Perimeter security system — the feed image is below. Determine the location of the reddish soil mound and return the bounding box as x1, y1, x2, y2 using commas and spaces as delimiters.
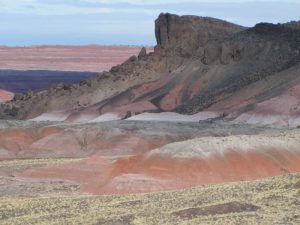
235, 84, 300, 127
0, 45, 152, 72
66, 63, 207, 120
0, 127, 174, 160
16, 156, 112, 189
0, 89, 14, 103
17, 134, 300, 195
0, 127, 62, 159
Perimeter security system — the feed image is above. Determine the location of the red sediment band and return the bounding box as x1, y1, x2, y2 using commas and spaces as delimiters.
16, 146, 300, 195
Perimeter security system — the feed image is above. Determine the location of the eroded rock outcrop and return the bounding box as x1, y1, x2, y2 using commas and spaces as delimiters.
1, 14, 300, 128
155, 13, 244, 57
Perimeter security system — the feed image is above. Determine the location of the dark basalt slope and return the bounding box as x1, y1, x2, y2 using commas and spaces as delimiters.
176, 22, 300, 114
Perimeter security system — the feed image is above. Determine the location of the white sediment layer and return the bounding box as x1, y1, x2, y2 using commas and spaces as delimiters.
30, 111, 70, 122
127, 111, 220, 122
90, 113, 122, 122
148, 131, 300, 159
235, 113, 300, 128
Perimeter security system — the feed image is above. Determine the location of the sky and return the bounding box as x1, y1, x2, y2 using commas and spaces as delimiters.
0, 0, 299, 46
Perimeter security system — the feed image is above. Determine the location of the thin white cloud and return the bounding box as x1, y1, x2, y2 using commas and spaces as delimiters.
0, 0, 112, 15
1, 0, 298, 16
0, 0, 165, 15
81, 0, 299, 4
0, 0, 299, 46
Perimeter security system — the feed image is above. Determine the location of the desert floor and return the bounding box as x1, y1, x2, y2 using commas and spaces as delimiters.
0, 120, 299, 224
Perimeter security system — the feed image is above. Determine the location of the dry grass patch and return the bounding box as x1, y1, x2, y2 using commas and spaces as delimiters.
0, 173, 299, 225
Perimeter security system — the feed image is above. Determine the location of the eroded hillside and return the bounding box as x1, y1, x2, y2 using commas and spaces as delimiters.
1, 14, 300, 129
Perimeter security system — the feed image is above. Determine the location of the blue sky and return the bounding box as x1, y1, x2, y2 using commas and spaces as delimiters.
0, 0, 299, 46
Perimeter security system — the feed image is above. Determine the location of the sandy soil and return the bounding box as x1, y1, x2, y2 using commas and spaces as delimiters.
0, 120, 299, 224
0, 172, 299, 225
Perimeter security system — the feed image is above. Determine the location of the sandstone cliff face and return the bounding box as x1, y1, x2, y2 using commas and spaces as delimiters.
155, 13, 244, 57
1, 14, 300, 128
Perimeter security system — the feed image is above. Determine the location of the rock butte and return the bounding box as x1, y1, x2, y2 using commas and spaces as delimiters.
0, 14, 300, 196
1, 14, 300, 128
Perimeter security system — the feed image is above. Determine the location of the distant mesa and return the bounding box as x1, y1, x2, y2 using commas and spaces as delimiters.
0, 45, 152, 94
0, 45, 152, 72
